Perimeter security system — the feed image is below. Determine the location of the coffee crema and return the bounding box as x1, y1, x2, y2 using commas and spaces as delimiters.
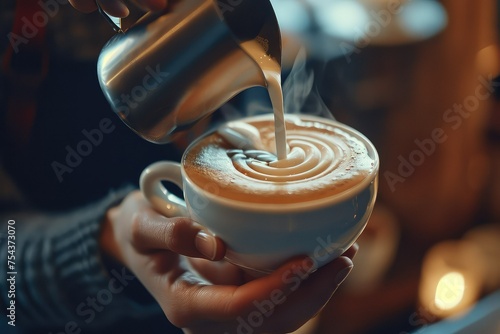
183, 115, 376, 204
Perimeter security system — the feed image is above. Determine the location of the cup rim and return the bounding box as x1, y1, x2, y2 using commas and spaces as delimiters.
182, 114, 379, 213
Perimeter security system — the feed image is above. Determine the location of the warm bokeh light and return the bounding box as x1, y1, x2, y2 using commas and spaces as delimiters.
475, 44, 500, 77
434, 272, 466, 311
419, 241, 485, 319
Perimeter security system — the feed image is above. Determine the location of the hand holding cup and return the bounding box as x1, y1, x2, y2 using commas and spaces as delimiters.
141, 114, 379, 274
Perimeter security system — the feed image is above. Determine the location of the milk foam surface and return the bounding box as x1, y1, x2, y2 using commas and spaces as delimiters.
183, 116, 376, 204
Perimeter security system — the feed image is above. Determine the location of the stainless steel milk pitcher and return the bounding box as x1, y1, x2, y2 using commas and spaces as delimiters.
97, 0, 281, 143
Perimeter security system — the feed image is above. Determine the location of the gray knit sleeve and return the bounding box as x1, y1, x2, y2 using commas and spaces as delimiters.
0, 186, 161, 332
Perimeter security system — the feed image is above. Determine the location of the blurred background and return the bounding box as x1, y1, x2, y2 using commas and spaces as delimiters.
266, 0, 500, 333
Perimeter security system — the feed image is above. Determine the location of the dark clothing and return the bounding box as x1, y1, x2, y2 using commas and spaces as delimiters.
0, 55, 184, 333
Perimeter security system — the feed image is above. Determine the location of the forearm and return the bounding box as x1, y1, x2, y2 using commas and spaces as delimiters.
0, 186, 160, 331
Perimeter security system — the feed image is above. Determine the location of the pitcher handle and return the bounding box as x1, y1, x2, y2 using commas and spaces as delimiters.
95, 0, 123, 33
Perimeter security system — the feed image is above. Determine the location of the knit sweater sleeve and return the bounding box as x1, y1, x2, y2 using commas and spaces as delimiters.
0, 186, 161, 332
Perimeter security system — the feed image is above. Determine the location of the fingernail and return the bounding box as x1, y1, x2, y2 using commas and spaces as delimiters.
335, 265, 353, 285
195, 231, 217, 260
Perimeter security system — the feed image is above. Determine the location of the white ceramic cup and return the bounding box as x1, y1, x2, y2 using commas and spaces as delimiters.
140, 115, 379, 273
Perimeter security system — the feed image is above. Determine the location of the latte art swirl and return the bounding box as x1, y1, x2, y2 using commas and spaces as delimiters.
183, 116, 376, 204
231, 130, 354, 182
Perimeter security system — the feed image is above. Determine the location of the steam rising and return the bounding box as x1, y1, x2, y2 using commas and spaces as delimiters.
282, 49, 334, 119
219, 48, 334, 121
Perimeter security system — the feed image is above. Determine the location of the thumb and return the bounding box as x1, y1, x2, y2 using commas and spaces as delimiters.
131, 209, 225, 261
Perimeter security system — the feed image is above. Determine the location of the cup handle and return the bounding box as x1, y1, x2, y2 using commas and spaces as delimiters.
140, 161, 189, 217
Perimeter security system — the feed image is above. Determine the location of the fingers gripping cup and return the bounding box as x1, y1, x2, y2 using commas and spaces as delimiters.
140, 114, 379, 273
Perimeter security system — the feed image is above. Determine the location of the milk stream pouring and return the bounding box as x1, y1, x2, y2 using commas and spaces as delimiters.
96, 0, 283, 145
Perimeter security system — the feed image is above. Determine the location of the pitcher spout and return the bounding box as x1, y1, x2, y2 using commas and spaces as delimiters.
97, 0, 281, 144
